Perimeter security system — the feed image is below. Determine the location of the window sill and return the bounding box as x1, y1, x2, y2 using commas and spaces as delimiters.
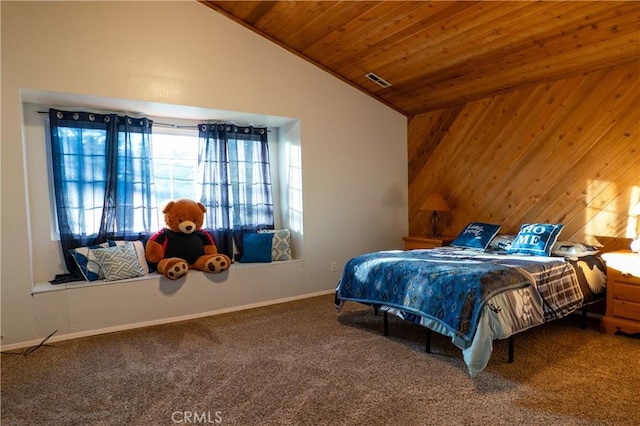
32, 259, 304, 295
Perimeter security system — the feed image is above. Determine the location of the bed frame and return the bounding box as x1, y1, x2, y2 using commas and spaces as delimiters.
372, 303, 590, 364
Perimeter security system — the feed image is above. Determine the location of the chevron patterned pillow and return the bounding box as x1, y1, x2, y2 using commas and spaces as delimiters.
93, 243, 145, 281
258, 229, 292, 261
270, 229, 292, 261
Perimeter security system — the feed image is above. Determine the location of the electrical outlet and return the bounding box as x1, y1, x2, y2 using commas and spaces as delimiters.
1, 333, 5, 340
331, 261, 337, 272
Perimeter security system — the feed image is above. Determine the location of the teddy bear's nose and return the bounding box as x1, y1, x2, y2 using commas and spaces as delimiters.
179, 221, 197, 234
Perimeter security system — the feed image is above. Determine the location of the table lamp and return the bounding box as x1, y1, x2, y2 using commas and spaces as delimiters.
420, 193, 450, 238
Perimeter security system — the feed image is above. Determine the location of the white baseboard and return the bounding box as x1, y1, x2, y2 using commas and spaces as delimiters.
1, 289, 335, 352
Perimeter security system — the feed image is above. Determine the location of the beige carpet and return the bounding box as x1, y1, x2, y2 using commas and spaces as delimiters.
2, 294, 639, 425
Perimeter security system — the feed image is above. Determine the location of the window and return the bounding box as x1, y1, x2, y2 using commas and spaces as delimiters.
47, 108, 274, 269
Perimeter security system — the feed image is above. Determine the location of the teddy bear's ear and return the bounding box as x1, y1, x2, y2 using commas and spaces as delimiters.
162, 201, 175, 214
197, 202, 207, 213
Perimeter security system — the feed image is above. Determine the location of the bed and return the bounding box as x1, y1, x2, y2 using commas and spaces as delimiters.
334, 223, 607, 377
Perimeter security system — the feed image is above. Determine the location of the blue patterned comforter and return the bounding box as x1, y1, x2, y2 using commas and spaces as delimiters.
335, 247, 577, 347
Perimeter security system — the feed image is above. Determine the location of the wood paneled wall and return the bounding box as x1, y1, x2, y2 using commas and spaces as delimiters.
408, 61, 639, 249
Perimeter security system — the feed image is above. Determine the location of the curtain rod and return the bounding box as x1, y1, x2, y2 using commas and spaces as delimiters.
36, 111, 271, 130
37, 111, 178, 128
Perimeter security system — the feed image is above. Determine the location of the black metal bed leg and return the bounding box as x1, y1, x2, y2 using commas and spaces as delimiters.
383, 311, 388, 336
581, 307, 588, 330
508, 336, 514, 363
425, 328, 432, 353
374, 305, 379, 316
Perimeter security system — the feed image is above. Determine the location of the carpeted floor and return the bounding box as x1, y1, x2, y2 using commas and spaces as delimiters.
2, 294, 639, 425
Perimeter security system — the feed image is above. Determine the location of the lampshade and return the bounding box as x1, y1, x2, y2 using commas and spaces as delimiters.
420, 193, 450, 212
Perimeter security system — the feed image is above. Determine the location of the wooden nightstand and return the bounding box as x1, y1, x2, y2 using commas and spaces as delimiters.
402, 235, 454, 250
601, 250, 640, 335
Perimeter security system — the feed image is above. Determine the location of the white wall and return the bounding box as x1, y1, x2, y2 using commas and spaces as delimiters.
0, 1, 407, 347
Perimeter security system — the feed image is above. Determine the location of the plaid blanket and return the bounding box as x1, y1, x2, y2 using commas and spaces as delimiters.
453, 250, 585, 321
515, 260, 583, 321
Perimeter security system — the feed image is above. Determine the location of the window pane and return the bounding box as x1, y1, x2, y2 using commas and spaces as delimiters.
55, 127, 108, 237
151, 132, 199, 204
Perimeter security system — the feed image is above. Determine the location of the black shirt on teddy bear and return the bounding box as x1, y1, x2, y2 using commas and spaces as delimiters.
149, 228, 215, 265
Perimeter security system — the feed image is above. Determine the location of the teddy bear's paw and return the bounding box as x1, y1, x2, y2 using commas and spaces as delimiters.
205, 255, 230, 273
167, 261, 189, 279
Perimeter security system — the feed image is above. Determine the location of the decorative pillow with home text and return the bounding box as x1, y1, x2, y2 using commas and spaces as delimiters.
508, 223, 564, 256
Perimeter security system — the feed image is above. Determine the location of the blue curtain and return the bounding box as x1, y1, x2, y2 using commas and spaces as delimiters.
49, 109, 157, 273
197, 124, 274, 258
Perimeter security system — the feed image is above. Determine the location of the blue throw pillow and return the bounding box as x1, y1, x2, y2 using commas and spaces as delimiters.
508, 223, 564, 256
239, 232, 273, 263
68, 241, 112, 281
451, 222, 502, 250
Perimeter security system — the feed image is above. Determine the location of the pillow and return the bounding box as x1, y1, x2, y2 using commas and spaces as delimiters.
552, 241, 600, 258
110, 240, 150, 274
451, 223, 501, 250
487, 234, 516, 251
92, 243, 145, 281
68, 242, 111, 281
508, 223, 564, 256
239, 232, 273, 263
259, 229, 292, 261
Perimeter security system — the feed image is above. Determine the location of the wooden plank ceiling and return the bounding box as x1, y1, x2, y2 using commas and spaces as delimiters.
200, 1, 640, 116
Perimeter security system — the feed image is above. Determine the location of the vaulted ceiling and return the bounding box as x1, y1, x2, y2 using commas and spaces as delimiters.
200, 1, 640, 116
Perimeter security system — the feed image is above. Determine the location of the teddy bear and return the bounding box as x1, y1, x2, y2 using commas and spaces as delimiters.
145, 199, 231, 279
